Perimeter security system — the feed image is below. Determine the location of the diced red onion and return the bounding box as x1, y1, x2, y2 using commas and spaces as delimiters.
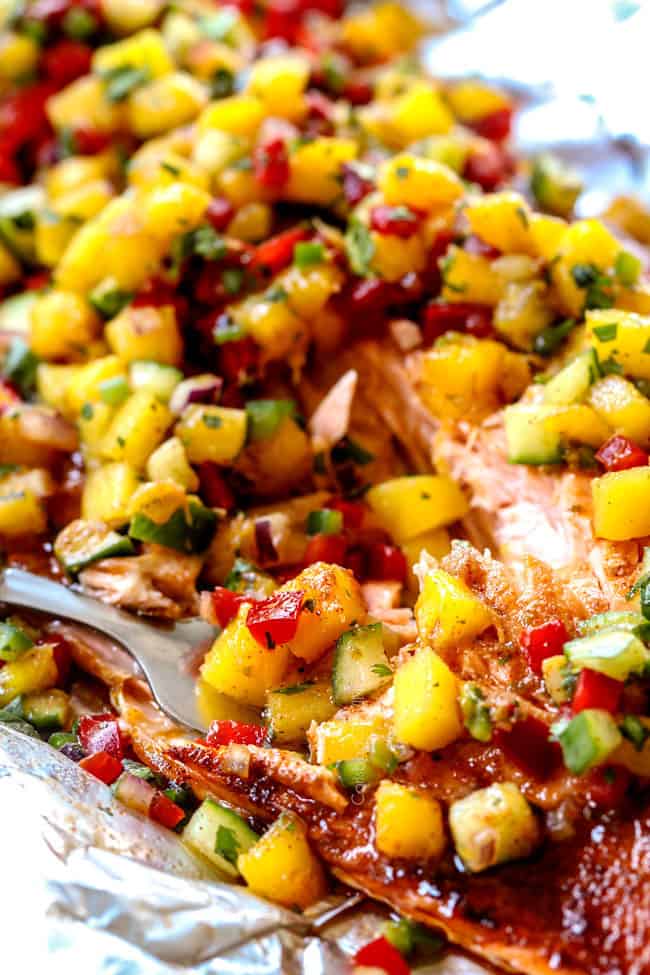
254, 518, 278, 564
169, 375, 223, 415
113, 771, 156, 816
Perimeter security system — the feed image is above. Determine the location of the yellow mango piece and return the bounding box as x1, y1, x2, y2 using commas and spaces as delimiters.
35, 213, 79, 267
449, 782, 539, 872
551, 219, 621, 316
446, 80, 510, 122
65, 355, 125, 414
45, 153, 118, 199
54, 179, 114, 221
401, 528, 451, 592
375, 781, 446, 859
217, 166, 271, 207
378, 153, 463, 212
235, 417, 312, 498
79, 400, 114, 460
198, 94, 265, 137
139, 181, 211, 240
393, 647, 462, 751
232, 290, 307, 363
101, 390, 171, 468
0, 490, 46, 536
280, 562, 366, 663
441, 246, 504, 305
227, 202, 272, 242
47, 76, 125, 133
0, 240, 20, 286
341, 1, 422, 62
146, 436, 199, 491
36, 364, 81, 416
387, 82, 454, 145
127, 479, 186, 522
371, 231, 427, 282
366, 474, 468, 543
527, 213, 567, 262
592, 468, 650, 541
286, 138, 358, 206
415, 567, 493, 649
247, 53, 309, 122
310, 712, 390, 765
100, 0, 164, 35
588, 375, 650, 447
616, 283, 650, 316
175, 404, 247, 464
0, 645, 58, 707
587, 309, 650, 381
544, 404, 611, 448
201, 603, 290, 706
30, 290, 100, 361
282, 263, 343, 319
127, 71, 208, 138
82, 461, 143, 528
92, 28, 174, 78
0, 31, 39, 81
128, 148, 209, 192
105, 305, 183, 366
238, 812, 326, 910
494, 280, 554, 350
465, 191, 534, 255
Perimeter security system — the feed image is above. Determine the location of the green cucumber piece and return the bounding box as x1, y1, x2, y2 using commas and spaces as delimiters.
553, 709, 622, 775
22, 688, 69, 731
543, 349, 599, 406
2, 338, 39, 396
129, 360, 182, 403
245, 399, 297, 442
129, 500, 217, 554
306, 508, 343, 536
332, 622, 391, 706
564, 629, 650, 681
49, 731, 79, 750
503, 404, 563, 465
182, 798, 258, 876
335, 757, 380, 788
578, 611, 650, 640
0, 291, 38, 335
0, 621, 33, 661
0, 186, 45, 261
460, 682, 492, 742
530, 154, 582, 217
89, 278, 132, 319
99, 375, 130, 406
55, 521, 135, 576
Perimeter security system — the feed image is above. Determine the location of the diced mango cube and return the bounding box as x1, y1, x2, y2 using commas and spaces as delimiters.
393, 647, 462, 751
198, 94, 265, 137
30, 290, 100, 361
238, 812, 327, 909
587, 309, 650, 381
415, 567, 493, 649
101, 390, 172, 468
588, 375, 650, 447
247, 54, 309, 122
378, 153, 463, 212
106, 305, 183, 366
127, 71, 208, 138
81, 461, 143, 528
449, 782, 539, 872
175, 405, 247, 464
366, 475, 468, 543
92, 28, 174, 79
592, 467, 650, 541
465, 192, 534, 255
47, 76, 125, 133
0, 644, 59, 706
286, 138, 358, 206
0, 490, 46, 536
375, 781, 446, 859
281, 561, 366, 663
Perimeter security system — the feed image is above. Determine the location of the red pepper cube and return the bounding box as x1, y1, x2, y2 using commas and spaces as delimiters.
520, 618, 568, 675
198, 462, 236, 510
326, 497, 365, 533
585, 765, 630, 807
494, 714, 562, 781
79, 751, 123, 785
206, 196, 235, 232
78, 714, 124, 759
469, 106, 513, 142
572, 668, 622, 714
303, 533, 347, 567
367, 542, 408, 584
149, 792, 186, 830
246, 589, 305, 648
41, 39, 92, 85
421, 301, 493, 345
463, 142, 510, 191
210, 587, 248, 628
253, 137, 290, 191
370, 204, 423, 239
206, 719, 268, 747
596, 434, 648, 472
250, 226, 309, 277
354, 936, 411, 975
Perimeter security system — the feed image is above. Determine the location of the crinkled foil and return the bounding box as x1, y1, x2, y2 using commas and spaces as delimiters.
5, 4, 649, 972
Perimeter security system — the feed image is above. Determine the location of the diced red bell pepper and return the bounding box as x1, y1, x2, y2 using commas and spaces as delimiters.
343, 78, 373, 106
0, 82, 54, 151
341, 162, 374, 206
347, 277, 398, 313
463, 142, 510, 191
572, 668, 622, 714
24, 270, 51, 290
71, 127, 112, 155
41, 40, 92, 85
520, 618, 568, 675
250, 226, 309, 277
210, 587, 249, 628
595, 434, 648, 472
370, 204, 423, 239
198, 462, 235, 510
494, 714, 562, 781
585, 765, 630, 807
149, 791, 186, 829
469, 106, 513, 142
218, 335, 260, 385
326, 497, 365, 533
354, 936, 411, 975
253, 137, 290, 191
206, 719, 268, 747
343, 546, 366, 579
206, 196, 235, 233
367, 542, 408, 583
303, 532, 347, 567
264, 0, 301, 42
0, 148, 20, 184
79, 750, 123, 785
246, 589, 305, 648
78, 713, 124, 759
422, 301, 494, 345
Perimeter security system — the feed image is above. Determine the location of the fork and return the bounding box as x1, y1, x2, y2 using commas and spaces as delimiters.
0, 567, 215, 732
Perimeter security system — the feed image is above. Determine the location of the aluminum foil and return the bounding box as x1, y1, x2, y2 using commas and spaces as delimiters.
5, 4, 650, 972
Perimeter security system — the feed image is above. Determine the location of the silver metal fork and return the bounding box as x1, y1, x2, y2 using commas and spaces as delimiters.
0, 568, 215, 732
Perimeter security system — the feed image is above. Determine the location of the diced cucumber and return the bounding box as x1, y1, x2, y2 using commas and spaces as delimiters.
530, 154, 582, 218
55, 520, 135, 576
553, 709, 622, 775
129, 500, 217, 554
460, 682, 492, 742
0, 186, 45, 262
3, 338, 39, 396
503, 404, 562, 465
89, 278, 133, 319
543, 349, 599, 406
564, 629, 650, 681
305, 508, 343, 536
332, 622, 392, 706
0, 621, 33, 662
245, 399, 297, 442
335, 758, 380, 788
0, 291, 38, 335
22, 688, 70, 731
129, 360, 183, 403
578, 611, 650, 641
182, 798, 258, 877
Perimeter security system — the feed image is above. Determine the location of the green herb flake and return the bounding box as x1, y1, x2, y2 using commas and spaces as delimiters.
80, 402, 94, 421
222, 268, 244, 295
103, 64, 150, 103
515, 205, 529, 228
160, 161, 181, 177
344, 219, 375, 276
202, 413, 223, 429
265, 284, 288, 303
191, 225, 228, 262
592, 322, 618, 342
371, 663, 392, 678
275, 680, 317, 696
215, 825, 240, 865
620, 714, 649, 752
210, 67, 235, 99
